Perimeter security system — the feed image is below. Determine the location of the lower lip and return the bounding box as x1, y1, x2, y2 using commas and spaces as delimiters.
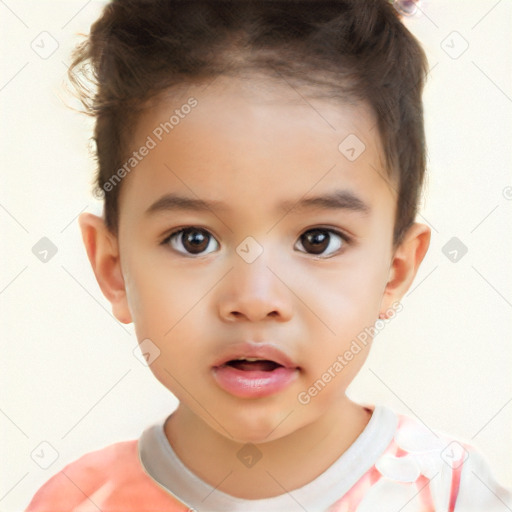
212, 365, 299, 398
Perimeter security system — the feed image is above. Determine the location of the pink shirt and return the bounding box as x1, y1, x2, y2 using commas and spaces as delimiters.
26, 405, 512, 511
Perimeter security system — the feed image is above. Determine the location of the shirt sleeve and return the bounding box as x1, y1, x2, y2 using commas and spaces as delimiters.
24, 441, 190, 512
25, 467, 109, 511
453, 447, 512, 511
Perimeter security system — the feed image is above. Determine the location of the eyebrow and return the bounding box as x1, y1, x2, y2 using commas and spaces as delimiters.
144, 189, 370, 216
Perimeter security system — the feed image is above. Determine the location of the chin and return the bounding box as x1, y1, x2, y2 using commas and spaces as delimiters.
219, 405, 298, 445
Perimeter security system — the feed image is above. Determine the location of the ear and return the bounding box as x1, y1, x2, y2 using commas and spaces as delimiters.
379, 222, 431, 316
78, 212, 132, 324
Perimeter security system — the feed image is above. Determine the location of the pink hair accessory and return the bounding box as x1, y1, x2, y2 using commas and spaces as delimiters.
391, 0, 423, 17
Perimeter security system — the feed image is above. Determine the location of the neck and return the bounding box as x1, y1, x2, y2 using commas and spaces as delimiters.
164, 398, 372, 500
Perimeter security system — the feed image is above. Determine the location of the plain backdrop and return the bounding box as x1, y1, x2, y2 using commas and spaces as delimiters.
1, 1, 511, 510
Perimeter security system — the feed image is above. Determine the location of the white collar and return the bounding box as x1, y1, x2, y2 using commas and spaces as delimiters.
138, 404, 398, 512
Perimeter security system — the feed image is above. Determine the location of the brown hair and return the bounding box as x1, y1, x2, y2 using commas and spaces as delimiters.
68, 0, 429, 247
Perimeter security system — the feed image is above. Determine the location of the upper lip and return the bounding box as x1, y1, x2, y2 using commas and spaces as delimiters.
212, 342, 299, 369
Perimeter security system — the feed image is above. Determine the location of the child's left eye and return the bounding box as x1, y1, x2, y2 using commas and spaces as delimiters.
294, 228, 349, 258
161, 227, 349, 258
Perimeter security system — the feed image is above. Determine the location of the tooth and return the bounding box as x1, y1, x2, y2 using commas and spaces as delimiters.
238, 357, 261, 362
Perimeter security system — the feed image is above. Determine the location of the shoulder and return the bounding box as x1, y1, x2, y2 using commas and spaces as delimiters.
25, 439, 184, 511
376, 412, 512, 511
335, 408, 512, 511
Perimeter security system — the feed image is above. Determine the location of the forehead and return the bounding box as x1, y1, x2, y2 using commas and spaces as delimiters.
119, 75, 395, 222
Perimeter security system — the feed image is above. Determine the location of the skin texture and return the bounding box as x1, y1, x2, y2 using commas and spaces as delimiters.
79, 75, 430, 499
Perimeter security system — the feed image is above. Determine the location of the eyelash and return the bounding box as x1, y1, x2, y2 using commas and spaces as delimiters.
160, 226, 352, 259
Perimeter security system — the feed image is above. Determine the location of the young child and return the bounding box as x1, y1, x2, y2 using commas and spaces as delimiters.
26, 0, 512, 510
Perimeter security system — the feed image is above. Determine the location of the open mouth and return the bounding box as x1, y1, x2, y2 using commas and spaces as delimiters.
212, 357, 298, 398
223, 358, 284, 372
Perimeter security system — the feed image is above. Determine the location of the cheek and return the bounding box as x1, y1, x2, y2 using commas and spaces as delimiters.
122, 246, 191, 329
123, 265, 164, 329
129, 279, 191, 344
124, 257, 213, 365
309, 255, 388, 326
299, 250, 389, 371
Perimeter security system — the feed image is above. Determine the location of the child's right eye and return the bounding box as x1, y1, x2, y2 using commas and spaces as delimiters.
161, 227, 220, 256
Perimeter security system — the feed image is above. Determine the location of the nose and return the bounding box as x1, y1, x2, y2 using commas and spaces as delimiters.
217, 254, 293, 323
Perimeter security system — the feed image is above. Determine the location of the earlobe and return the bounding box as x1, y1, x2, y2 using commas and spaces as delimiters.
379, 223, 431, 315
78, 213, 133, 324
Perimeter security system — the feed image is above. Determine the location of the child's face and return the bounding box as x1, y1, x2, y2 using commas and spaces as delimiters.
86, 76, 427, 443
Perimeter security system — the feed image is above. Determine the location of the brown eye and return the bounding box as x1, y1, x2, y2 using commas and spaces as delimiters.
164, 228, 219, 256
295, 228, 346, 257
